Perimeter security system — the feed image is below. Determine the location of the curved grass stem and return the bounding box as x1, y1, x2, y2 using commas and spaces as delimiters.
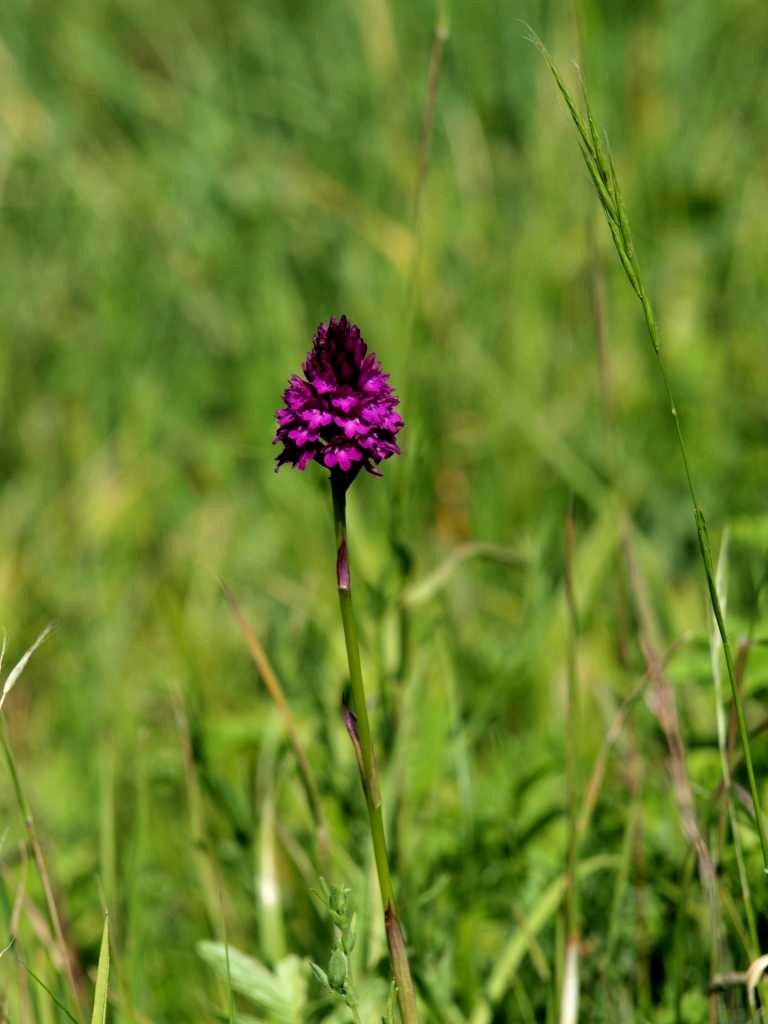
532, 33, 768, 870
1, 713, 83, 1021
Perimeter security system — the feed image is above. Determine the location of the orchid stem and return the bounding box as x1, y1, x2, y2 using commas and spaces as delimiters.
331, 477, 419, 1024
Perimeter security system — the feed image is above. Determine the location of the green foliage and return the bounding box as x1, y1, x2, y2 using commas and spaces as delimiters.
1, 0, 767, 1021
197, 942, 308, 1023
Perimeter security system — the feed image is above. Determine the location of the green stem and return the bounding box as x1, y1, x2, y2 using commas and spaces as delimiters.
637, 288, 768, 870
563, 509, 580, 947
561, 508, 580, 1024
535, 35, 768, 871
1, 712, 84, 1021
331, 479, 419, 1024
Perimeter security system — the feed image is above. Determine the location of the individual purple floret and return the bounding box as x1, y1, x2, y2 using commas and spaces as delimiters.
273, 316, 403, 481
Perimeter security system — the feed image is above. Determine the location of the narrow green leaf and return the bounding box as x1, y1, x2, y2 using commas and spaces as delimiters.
22, 960, 81, 1024
90, 915, 110, 1024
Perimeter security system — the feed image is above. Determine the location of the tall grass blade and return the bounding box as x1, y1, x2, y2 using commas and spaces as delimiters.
532, 30, 768, 870
1, 709, 83, 1020
561, 508, 580, 1024
89, 916, 109, 1024
710, 531, 758, 957
19, 959, 81, 1024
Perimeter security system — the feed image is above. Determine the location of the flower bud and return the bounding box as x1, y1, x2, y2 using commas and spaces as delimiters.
327, 948, 348, 991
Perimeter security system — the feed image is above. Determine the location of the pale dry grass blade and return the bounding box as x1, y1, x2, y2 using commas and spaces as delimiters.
559, 941, 579, 1024
0, 626, 53, 712
1, 627, 83, 1020
711, 953, 768, 1020
402, 542, 524, 607
745, 954, 768, 1010
222, 583, 330, 870
622, 528, 718, 900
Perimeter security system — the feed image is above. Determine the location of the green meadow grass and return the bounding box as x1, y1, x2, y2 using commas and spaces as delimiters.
1, 0, 768, 1020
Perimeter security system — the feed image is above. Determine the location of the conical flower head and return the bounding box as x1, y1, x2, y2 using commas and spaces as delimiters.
273, 316, 403, 481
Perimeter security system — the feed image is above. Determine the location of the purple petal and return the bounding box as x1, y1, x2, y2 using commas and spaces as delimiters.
287, 425, 319, 445
331, 390, 358, 413
273, 315, 403, 481
335, 415, 370, 438
300, 406, 333, 429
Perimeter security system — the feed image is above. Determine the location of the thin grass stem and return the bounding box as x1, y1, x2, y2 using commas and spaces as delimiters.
710, 533, 759, 957
0, 714, 83, 1021
561, 505, 580, 1024
413, 1, 449, 222
532, 32, 768, 870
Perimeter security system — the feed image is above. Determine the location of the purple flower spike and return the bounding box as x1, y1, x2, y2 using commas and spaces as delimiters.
273, 316, 403, 483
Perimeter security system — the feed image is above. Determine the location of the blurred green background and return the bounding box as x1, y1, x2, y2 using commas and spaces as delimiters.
1, 0, 768, 1020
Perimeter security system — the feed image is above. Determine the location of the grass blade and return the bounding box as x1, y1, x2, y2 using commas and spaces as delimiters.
533, 33, 768, 870
90, 916, 109, 1024
0, 626, 53, 712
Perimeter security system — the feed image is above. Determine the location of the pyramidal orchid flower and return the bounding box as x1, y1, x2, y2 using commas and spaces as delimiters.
273, 317, 418, 1022
273, 315, 403, 484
